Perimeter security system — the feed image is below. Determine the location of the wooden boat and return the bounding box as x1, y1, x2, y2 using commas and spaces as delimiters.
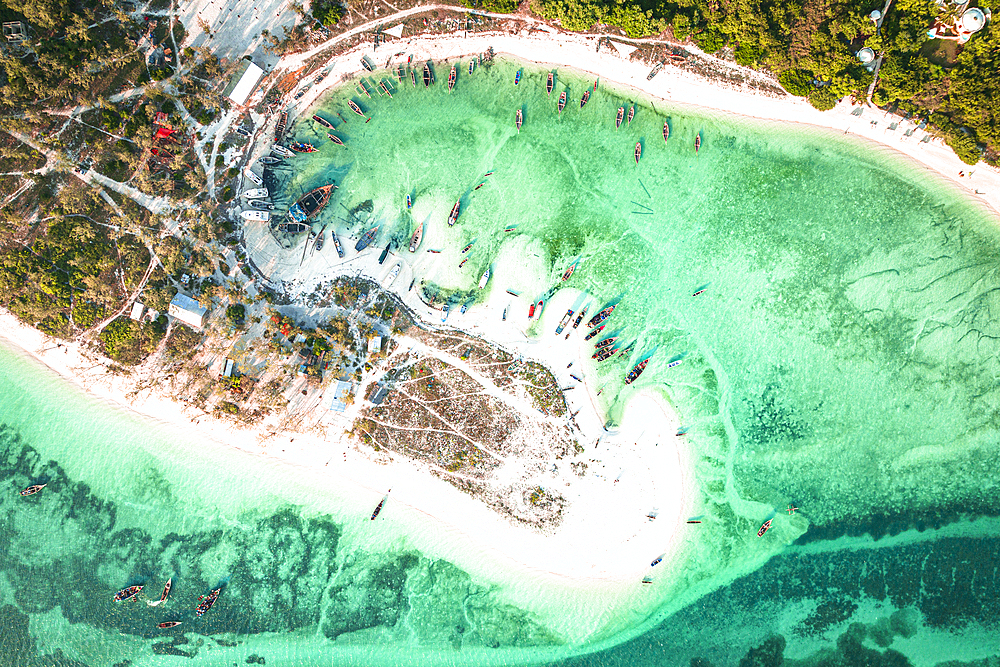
468, 59, 475, 75
258, 155, 282, 165
277, 221, 310, 234
327, 133, 344, 145
194, 587, 222, 617
241, 210, 270, 222
757, 519, 772, 537
332, 231, 345, 258
573, 307, 587, 328
583, 324, 604, 341
286, 184, 335, 227
635, 142, 642, 164
378, 80, 393, 98
157, 621, 182, 629
461, 241, 474, 253
409, 221, 423, 252
395, 64, 405, 81
243, 188, 268, 199
448, 64, 456, 91
20, 483, 46, 496
357, 81, 372, 98
587, 303, 616, 327
663, 120, 669, 143
647, 62, 663, 80
423, 63, 431, 87
361, 57, 374, 72
314, 228, 325, 252
651, 555, 663, 566
406, 193, 412, 210
580, 90, 589, 108
616, 106, 624, 129
378, 242, 392, 264
348, 100, 364, 117
478, 268, 490, 289
627, 105, 635, 125
593, 345, 620, 361
695, 132, 701, 154
558, 91, 566, 114
561, 263, 576, 281
312, 114, 334, 129
371, 491, 390, 520
114, 585, 143, 602
555, 309, 574, 334
274, 111, 287, 139
546, 72, 554, 96
504, 224, 518, 232
410, 68, 417, 87
515, 108, 523, 133
355, 226, 379, 251
514, 69, 521, 85
447, 201, 460, 226
147, 578, 172, 607
624, 358, 648, 384
595, 336, 618, 350
458, 257, 468, 268
250, 200, 273, 210
289, 142, 317, 153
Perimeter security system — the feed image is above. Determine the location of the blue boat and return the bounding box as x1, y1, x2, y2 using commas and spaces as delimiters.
406, 193, 412, 209
355, 226, 379, 252
514, 70, 521, 85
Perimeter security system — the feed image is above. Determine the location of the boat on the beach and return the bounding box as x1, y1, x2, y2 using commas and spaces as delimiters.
555, 309, 574, 334
573, 307, 587, 328
528, 302, 536, 318
378, 242, 392, 264
587, 303, 616, 327
259, 155, 282, 165
384, 262, 401, 286
241, 210, 270, 222
448, 64, 456, 91
647, 62, 664, 80
271, 144, 293, 158
515, 108, 523, 133
277, 221, 310, 234
593, 345, 620, 361
195, 587, 222, 617
157, 621, 182, 629
583, 324, 604, 341
595, 336, 618, 350
423, 63, 431, 87
286, 183, 335, 227
243, 188, 268, 199
695, 132, 701, 154
442, 303, 450, 321
348, 100, 364, 117
312, 114, 334, 129
114, 585, 143, 602
561, 262, 576, 281
147, 578, 171, 607
409, 221, 423, 252
328, 133, 344, 145
461, 241, 474, 253
663, 121, 670, 143
635, 142, 642, 164
546, 72, 554, 96
361, 57, 374, 72
533, 299, 544, 317
447, 200, 460, 226
274, 111, 288, 137
406, 193, 412, 209
460, 303, 468, 314
580, 90, 590, 108
314, 228, 325, 252
355, 226, 379, 251
332, 231, 345, 258
627, 105, 635, 125
20, 483, 46, 496
243, 168, 263, 186
479, 268, 490, 289
289, 142, 317, 153
250, 200, 273, 210
616, 106, 624, 129
624, 359, 648, 384
558, 91, 566, 114
757, 519, 772, 537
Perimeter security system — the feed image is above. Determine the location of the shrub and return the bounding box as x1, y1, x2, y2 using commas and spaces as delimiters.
945, 131, 982, 165
808, 86, 839, 111
312, 0, 345, 26
778, 69, 814, 97
226, 303, 246, 324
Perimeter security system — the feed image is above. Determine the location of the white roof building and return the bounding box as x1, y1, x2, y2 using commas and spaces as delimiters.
327, 381, 353, 412
168, 293, 208, 329
129, 301, 145, 321
368, 336, 382, 354
223, 59, 265, 106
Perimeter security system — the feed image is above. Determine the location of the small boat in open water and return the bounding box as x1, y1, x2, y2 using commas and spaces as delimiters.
289, 142, 317, 153
587, 303, 617, 328
312, 114, 334, 129
114, 585, 143, 602
757, 519, 772, 537
635, 142, 642, 164
147, 578, 172, 606
157, 621, 182, 629
409, 221, 423, 252
371, 491, 390, 520
406, 193, 412, 209
695, 132, 702, 154
410, 69, 416, 87
195, 588, 221, 617
561, 262, 576, 281
514, 69, 521, 85
546, 72, 554, 96
515, 109, 523, 133
458, 257, 468, 268
627, 105, 635, 125
348, 100, 364, 117
580, 90, 590, 108
448, 65, 457, 91
615, 107, 624, 129
558, 91, 566, 114
20, 483, 46, 496
423, 63, 431, 87
584, 324, 604, 341
447, 201, 460, 226
328, 133, 344, 145
461, 241, 474, 253
355, 226, 379, 252
663, 121, 670, 143
624, 359, 648, 384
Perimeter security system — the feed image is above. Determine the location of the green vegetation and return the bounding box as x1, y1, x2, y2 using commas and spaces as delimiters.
462, 0, 518, 14
311, 0, 345, 26
226, 303, 246, 325
99, 315, 166, 365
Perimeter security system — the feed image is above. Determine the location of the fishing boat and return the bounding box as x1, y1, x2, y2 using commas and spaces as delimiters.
157, 621, 182, 629
478, 268, 490, 289
627, 105, 635, 125
361, 57, 374, 72
423, 63, 431, 87
314, 229, 325, 252
243, 188, 268, 199
378, 242, 392, 264
468, 59, 475, 75
328, 133, 344, 145
442, 303, 450, 321
546, 72, 554, 96
241, 210, 270, 222
580, 90, 590, 108
514, 69, 521, 85
355, 226, 379, 251
447, 201, 460, 226
448, 65, 456, 91
555, 309, 574, 334
312, 114, 334, 129
379, 80, 393, 98
461, 242, 474, 253
587, 303, 617, 327
667, 357, 684, 369
259, 155, 282, 165
635, 142, 642, 164
194, 587, 222, 617
615, 106, 624, 129
271, 144, 293, 158
114, 585, 143, 602
504, 224, 518, 233
384, 262, 401, 286
409, 221, 423, 252
348, 100, 364, 117
695, 132, 701, 154
243, 168, 263, 185
147, 578, 172, 607
410, 68, 417, 87
289, 142, 317, 153
558, 91, 566, 114
573, 307, 587, 328
618, 341, 636, 358
406, 193, 412, 210
692, 285, 709, 297
515, 108, 523, 133
624, 359, 648, 384
651, 555, 663, 566
506, 289, 520, 296
561, 263, 576, 281
427, 249, 441, 253
332, 231, 345, 258
663, 121, 670, 143
277, 221, 310, 234
20, 483, 46, 496
458, 258, 468, 268
757, 519, 772, 537
250, 200, 273, 210
533, 299, 544, 317
595, 336, 618, 350
274, 111, 287, 140
286, 183, 335, 228
409, 278, 415, 291
593, 345, 619, 361
583, 324, 604, 341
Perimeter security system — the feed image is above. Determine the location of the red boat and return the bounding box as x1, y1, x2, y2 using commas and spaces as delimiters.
157, 621, 182, 629
624, 359, 648, 384
528, 303, 536, 318
561, 263, 576, 281
757, 519, 772, 537
583, 325, 604, 341
195, 588, 222, 617
447, 201, 460, 226
20, 483, 46, 496
695, 132, 701, 154
114, 585, 143, 602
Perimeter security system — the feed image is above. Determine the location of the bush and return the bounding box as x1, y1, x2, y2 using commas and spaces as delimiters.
945, 131, 982, 165
221, 186, 234, 202
461, 0, 517, 13
72, 300, 103, 329
695, 28, 725, 54
808, 86, 839, 111
312, 0, 345, 26
778, 69, 814, 97
226, 303, 246, 324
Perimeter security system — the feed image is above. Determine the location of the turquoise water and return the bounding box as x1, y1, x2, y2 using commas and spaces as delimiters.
4, 56, 1000, 665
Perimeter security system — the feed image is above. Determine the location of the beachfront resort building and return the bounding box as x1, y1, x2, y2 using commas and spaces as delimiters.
223, 57, 265, 106
168, 293, 208, 329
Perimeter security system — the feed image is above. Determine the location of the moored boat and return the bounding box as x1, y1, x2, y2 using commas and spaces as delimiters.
194, 587, 221, 617
277, 221, 310, 234
20, 483, 46, 496
114, 585, 143, 602
243, 167, 263, 186
593, 345, 619, 361
147, 578, 171, 607
627, 105, 635, 125
546, 72, 554, 96
528, 302, 536, 318
616, 106, 624, 129
635, 142, 642, 164
558, 91, 566, 113
663, 121, 670, 143
355, 226, 379, 251
250, 200, 273, 210
587, 303, 617, 327
461, 241, 474, 253
271, 144, 293, 158
410, 69, 417, 87
243, 188, 268, 199
595, 336, 618, 350
406, 193, 412, 209
423, 63, 431, 87
573, 307, 587, 328
314, 228, 325, 252
458, 257, 468, 268
468, 59, 475, 75
447, 201, 460, 226
695, 132, 701, 154
379, 242, 392, 264
409, 221, 423, 252
515, 108, 523, 133
259, 155, 282, 165
478, 267, 490, 289
157, 621, 182, 629
312, 114, 334, 129
561, 262, 576, 281
274, 111, 287, 140
384, 262, 401, 287
624, 358, 648, 384
533, 299, 544, 317
289, 142, 317, 153
328, 133, 344, 145
583, 324, 604, 341
448, 65, 456, 91
371, 491, 390, 519
348, 100, 364, 117
241, 210, 270, 222
580, 90, 590, 108
757, 519, 772, 537
286, 184, 335, 227
555, 309, 574, 334
332, 231, 345, 258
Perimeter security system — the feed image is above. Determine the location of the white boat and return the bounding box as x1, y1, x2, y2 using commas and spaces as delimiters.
243, 188, 268, 199
271, 144, 294, 158
384, 262, 402, 287
478, 268, 490, 289
241, 210, 270, 221
244, 168, 263, 186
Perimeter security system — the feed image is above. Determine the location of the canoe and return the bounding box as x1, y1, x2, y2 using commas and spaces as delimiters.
515, 108, 523, 133
410, 69, 416, 87
558, 91, 566, 114
580, 90, 589, 108
423, 63, 431, 87
546, 72, 554, 96
408, 221, 423, 252
448, 65, 456, 91
627, 105, 635, 125
635, 142, 641, 164
663, 121, 669, 143
514, 69, 521, 85
348, 100, 364, 117
328, 133, 344, 145
695, 132, 701, 154
616, 107, 624, 129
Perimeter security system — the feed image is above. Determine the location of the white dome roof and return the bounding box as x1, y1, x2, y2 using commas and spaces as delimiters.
960, 7, 986, 32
